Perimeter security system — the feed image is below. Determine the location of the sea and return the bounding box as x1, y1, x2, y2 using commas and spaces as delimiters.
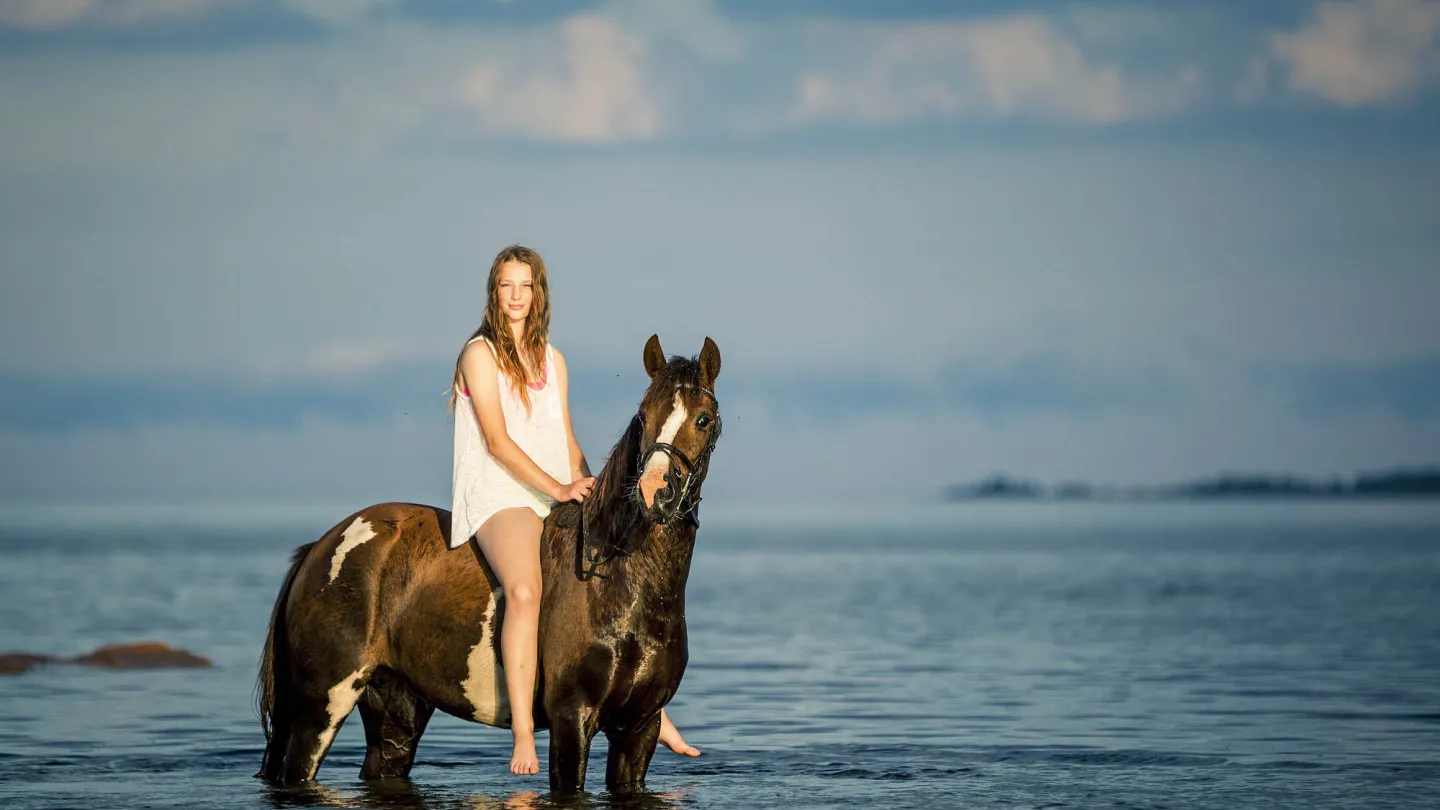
1, 499, 1437, 809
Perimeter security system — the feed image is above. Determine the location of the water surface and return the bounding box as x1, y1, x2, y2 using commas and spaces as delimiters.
1, 502, 1437, 808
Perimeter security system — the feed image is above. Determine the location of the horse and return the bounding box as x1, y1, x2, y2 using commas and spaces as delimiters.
254, 335, 722, 794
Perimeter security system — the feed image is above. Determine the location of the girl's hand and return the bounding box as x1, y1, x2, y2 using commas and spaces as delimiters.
556, 477, 596, 503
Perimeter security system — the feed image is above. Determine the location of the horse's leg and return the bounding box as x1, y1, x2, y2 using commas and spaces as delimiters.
604, 712, 662, 794
547, 705, 600, 795
357, 668, 434, 780
280, 668, 371, 783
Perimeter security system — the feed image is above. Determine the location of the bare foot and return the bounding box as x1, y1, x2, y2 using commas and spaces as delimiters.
509, 732, 541, 775
658, 710, 700, 757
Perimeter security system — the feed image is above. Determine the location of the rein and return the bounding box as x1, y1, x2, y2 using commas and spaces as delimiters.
576, 504, 629, 582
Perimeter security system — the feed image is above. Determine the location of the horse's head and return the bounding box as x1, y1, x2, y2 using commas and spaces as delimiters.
632, 334, 722, 525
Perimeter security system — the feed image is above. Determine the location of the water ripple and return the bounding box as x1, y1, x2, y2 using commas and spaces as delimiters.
2, 515, 1439, 808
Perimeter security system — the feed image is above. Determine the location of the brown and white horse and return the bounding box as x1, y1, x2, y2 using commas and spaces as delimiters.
255, 335, 722, 794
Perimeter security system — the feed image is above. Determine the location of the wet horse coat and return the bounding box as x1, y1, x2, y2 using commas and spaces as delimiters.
256, 336, 721, 794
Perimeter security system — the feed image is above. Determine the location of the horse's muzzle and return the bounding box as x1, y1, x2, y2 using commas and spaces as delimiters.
642, 477, 682, 524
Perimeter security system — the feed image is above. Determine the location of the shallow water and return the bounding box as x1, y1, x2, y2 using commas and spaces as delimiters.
2, 502, 1438, 809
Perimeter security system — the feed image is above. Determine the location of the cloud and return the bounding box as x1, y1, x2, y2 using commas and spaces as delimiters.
1270, 0, 1440, 106
458, 14, 663, 142
283, 337, 438, 380
603, 0, 742, 62
0, 7, 674, 166
282, 0, 398, 29
734, 353, 1183, 430
1253, 355, 1440, 420
0, 369, 430, 434
0, 0, 398, 31
0, 11, 668, 169
0, 418, 453, 501
2, 128, 1439, 500
790, 14, 1201, 126
6, 358, 1440, 503
0, 0, 235, 29
0, 0, 94, 29
0, 347, 1182, 437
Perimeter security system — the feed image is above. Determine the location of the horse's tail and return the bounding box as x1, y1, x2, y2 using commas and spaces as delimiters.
255, 541, 317, 777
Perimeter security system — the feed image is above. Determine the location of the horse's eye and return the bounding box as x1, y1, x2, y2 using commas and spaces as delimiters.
696, 415, 711, 429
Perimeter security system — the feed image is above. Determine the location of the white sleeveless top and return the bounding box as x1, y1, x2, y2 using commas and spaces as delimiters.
449, 336, 572, 549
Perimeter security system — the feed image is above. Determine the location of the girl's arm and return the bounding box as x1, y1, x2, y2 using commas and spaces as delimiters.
461, 341, 568, 501
553, 347, 592, 480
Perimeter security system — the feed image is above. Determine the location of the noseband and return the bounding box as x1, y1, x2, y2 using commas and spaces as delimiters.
639, 437, 714, 520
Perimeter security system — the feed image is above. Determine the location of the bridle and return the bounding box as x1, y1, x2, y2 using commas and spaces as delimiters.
576, 385, 719, 581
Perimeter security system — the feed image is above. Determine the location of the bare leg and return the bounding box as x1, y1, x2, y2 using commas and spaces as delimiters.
475, 507, 545, 776
658, 708, 700, 756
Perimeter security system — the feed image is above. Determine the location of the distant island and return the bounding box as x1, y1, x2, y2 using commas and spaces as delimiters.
942, 467, 1440, 502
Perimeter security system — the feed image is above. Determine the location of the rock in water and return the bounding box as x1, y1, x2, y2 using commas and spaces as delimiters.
69, 641, 212, 669
0, 642, 212, 675
0, 654, 54, 675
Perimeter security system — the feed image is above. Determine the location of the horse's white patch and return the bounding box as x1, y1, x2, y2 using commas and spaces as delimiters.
328, 518, 377, 584
307, 667, 369, 779
461, 587, 510, 726
641, 390, 688, 483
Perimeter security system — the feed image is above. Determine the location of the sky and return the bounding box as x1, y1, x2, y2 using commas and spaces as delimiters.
1, 0, 1439, 511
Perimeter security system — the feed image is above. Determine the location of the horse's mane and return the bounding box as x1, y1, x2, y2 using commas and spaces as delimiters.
590, 411, 644, 525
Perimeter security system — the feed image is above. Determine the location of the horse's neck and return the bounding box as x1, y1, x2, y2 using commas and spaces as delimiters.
619, 522, 698, 602
558, 511, 697, 606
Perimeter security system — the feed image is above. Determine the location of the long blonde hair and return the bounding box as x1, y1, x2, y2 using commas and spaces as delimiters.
447, 244, 552, 417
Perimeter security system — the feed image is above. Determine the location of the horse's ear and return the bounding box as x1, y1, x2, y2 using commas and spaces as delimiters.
700, 336, 721, 386
643, 334, 665, 379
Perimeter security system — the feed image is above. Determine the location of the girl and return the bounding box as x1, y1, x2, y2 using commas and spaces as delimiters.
447, 244, 699, 776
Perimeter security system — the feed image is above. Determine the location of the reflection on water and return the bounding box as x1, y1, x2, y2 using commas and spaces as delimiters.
263, 781, 696, 810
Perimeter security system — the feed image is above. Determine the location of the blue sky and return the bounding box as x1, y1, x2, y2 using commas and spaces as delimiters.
1, 0, 1439, 509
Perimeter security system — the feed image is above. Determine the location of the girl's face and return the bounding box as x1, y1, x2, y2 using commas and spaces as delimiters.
495, 260, 534, 325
